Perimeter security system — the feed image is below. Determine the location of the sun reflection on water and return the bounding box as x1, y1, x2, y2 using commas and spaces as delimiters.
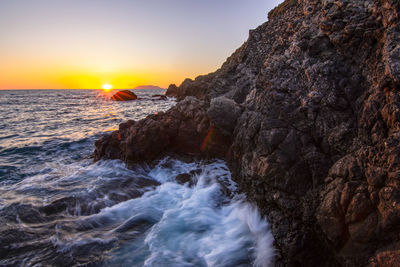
0, 89, 175, 155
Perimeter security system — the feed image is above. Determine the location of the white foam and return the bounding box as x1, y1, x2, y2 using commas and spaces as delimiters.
2, 157, 275, 266
101, 159, 275, 266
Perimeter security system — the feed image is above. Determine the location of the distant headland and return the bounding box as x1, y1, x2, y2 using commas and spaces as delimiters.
132, 85, 165, 90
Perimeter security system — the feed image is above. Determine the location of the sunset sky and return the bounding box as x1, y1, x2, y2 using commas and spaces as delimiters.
0, 0, 282, 89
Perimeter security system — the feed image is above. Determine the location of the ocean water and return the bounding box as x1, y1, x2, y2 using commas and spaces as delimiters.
0, 89, 274, 266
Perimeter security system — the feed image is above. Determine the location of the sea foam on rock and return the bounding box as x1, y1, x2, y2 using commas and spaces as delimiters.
95, 0, 400, 265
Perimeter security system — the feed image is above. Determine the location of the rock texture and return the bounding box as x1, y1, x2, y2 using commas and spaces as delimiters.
207, 96, 242, 135
95, 0, 400, 266
111, 90, 138, 101
94, 97, 232, 163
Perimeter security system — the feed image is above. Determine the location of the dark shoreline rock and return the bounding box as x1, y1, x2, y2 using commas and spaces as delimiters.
151, 94, 167, 100
165, 84, 179, 98
95, 0, 400, 265
111, 90, 138, 101
207, 96, 242, 135
94, 97, 232, 163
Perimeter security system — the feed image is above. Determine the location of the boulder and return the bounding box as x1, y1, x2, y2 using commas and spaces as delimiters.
151, 94, 167, 100
207, 96, 242, 135
111, 90, 138, 101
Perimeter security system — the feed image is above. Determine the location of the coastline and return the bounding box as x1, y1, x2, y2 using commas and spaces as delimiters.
1, 89, 276, 266
94, 0, 400, 265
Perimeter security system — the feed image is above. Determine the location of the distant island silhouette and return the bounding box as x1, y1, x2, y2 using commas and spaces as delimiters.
132, 85, 165, 90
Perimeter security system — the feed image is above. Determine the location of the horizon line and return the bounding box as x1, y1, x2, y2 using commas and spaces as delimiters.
0, 88, 167, 90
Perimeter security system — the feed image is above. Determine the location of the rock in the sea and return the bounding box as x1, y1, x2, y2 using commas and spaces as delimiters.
95, 0, 400, 265
111, 90, 138, 101
165, 84, 179, 98
151, 94, 167, 100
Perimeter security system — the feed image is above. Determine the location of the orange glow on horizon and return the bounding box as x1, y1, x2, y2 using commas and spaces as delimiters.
0, 0, 281, 90
0, 65, 205, 90
0, 29, 220, 90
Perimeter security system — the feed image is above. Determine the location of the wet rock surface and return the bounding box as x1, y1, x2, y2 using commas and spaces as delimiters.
175, 169, 201, 187
151, 94, 167, 100
95, 0, 400, 265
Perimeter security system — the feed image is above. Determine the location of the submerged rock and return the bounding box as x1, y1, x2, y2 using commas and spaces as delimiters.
175, 169, 201, 187
111, 90, 138, 101
39, 176, 160, 216
96, 0, 400, 265
151, 94, 167, 100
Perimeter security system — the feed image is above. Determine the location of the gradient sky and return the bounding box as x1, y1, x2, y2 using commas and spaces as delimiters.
0, 0, 282, 89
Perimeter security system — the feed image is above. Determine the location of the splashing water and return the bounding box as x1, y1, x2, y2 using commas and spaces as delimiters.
0, 158, 274, 266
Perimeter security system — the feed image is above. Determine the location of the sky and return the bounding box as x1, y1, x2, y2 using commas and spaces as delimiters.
0, 0, 282, 89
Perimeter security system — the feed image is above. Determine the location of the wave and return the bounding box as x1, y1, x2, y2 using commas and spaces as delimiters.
0, 158, 274, 266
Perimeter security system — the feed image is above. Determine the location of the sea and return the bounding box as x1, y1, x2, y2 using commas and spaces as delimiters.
0, 89, 274, 266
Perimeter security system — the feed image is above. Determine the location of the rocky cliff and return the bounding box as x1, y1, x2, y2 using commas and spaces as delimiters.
94, 0, 400, 265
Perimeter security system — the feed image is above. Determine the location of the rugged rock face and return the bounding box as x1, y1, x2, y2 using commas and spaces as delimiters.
95, 0, 400, 265
94, 97, 231, 163
111, 90, 138, 101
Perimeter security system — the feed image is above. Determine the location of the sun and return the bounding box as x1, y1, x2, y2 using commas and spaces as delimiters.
102, 84, 113, 91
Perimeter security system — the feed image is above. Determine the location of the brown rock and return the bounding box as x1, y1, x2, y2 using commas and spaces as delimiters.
111, 90, 138, 101
165, 84, 180, 98
207, 96, 242, 135
94, 97, 230, 163
94, 0, 400, 265
370, 250, 400, 267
